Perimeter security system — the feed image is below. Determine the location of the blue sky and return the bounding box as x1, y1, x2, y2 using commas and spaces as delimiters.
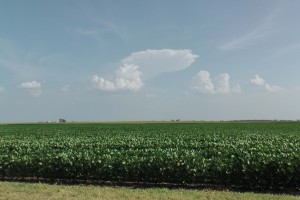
1, 0, 300, 122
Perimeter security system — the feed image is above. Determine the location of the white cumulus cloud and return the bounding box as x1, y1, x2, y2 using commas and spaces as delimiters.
250, 75, 284, 93
215, 73, 231, 94
114, 64, 143, 91
191, 71, 214, 94
191, 70, 241, 94
0, 86, 4, 92
92, 76, 116, 91
92, 49, 198, 92
18, 81, 42, 96
250, 75, 265, 86
92, 64, 143, 92
264, 84, 283, 93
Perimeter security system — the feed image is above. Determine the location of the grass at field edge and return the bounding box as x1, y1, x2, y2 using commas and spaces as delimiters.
1, 177, 299, 196
0, 181, 299, 200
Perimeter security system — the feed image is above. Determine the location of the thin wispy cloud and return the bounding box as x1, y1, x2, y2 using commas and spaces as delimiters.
61, 84, 70, 92
0, 57, 16, 71
220, 30, 269, 51
219, 4, 281, 51
268, 43, 300, 59
77, 28, 99, 36
76, 28, 103, 43
0, 57, 35, 78
77, 24, 127, 42
0, 39, 40, 79
74, 1, 127, 41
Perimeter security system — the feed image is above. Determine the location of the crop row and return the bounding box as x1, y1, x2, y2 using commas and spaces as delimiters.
0, 123, 300, 188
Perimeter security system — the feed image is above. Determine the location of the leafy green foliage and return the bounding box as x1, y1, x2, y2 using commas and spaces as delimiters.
0, 122, 300, 188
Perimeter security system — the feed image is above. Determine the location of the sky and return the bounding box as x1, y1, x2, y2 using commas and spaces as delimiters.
1, 0, 300, 122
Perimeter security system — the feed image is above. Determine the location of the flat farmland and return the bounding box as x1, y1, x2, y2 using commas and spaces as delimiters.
0, 122, 300, 190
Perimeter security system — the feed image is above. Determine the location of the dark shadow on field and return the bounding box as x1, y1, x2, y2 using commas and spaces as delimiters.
1, 177, 299, 196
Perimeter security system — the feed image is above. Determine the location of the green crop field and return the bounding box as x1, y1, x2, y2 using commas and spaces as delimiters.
0, 122, 300, 190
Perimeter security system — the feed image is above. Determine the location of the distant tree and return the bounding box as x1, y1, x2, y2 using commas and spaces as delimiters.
59, 119, 66, 123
